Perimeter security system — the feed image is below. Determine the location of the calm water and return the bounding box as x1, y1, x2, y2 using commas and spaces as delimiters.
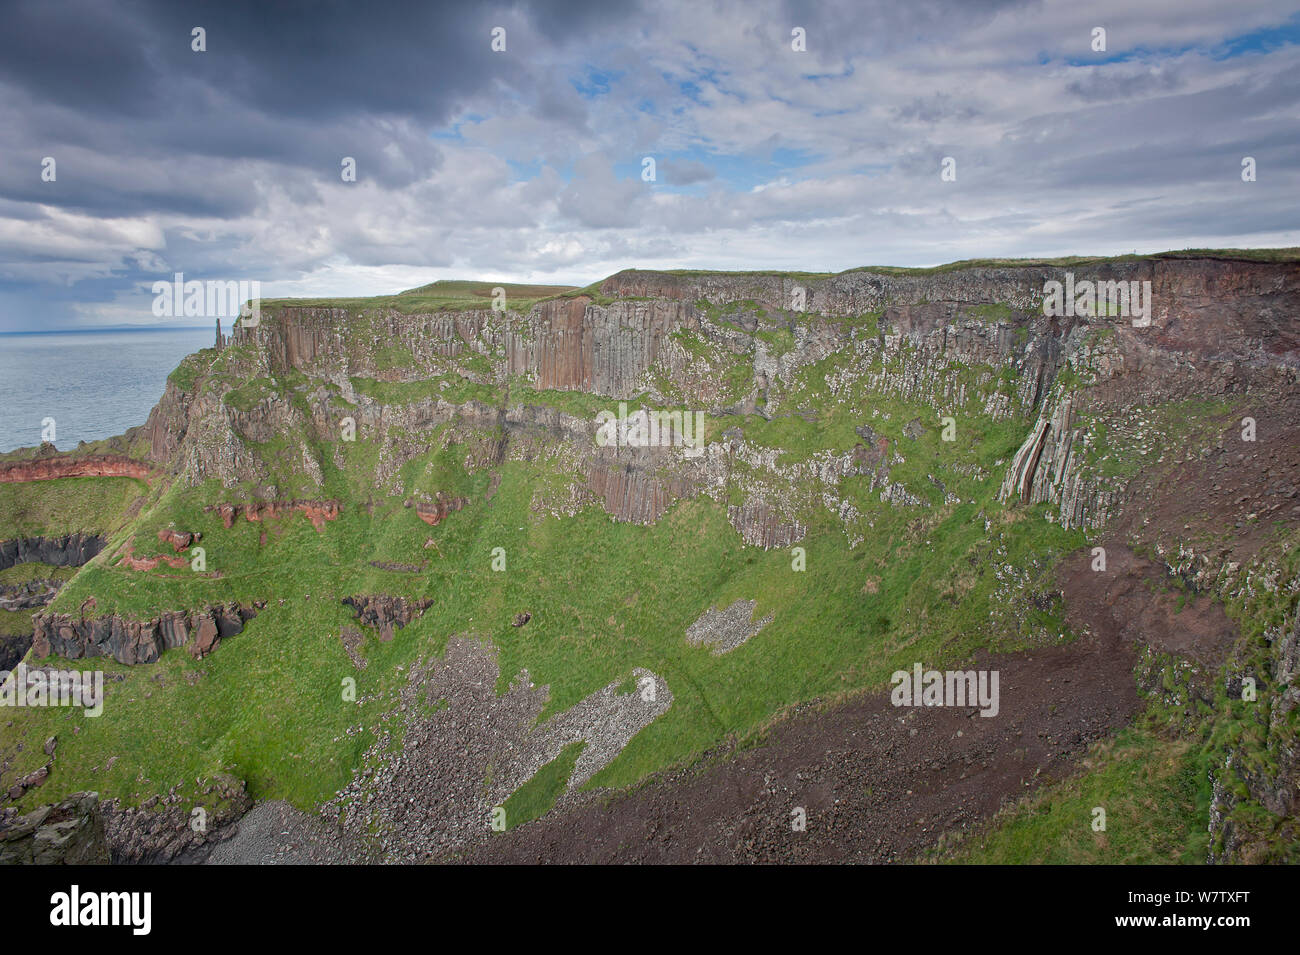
0, 328, 212, 453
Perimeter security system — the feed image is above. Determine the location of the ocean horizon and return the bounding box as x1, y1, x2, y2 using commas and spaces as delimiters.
0, 326, 213, 453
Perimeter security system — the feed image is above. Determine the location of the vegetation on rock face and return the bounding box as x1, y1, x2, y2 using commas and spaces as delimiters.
2, 251, 1297, 864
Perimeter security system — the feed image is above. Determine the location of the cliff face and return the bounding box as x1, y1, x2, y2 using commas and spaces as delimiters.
233, 259, 1299, 399
602, 258, 1298, 366
158, 256, 1296, 542
144, 379, 193, 465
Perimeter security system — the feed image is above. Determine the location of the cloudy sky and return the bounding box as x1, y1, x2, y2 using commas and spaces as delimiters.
0, 0, 1297, 330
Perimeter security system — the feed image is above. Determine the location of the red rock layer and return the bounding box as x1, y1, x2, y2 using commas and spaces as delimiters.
0, 455, 151, 484
415, 496, 467, 526
206, 500, 341, 531
156, 528, 199, 552
117, 537, 188, 571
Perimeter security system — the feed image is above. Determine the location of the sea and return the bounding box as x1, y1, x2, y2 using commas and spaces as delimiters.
0, 327, 213, 454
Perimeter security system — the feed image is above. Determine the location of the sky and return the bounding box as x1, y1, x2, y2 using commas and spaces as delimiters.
0, 0, 1297, 330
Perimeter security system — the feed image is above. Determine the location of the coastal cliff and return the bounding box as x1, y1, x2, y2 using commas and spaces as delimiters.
4, 251, 1298, 865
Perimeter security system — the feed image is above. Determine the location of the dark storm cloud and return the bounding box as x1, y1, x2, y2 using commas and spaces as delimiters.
0, 0, 1296, 331
0, 0, 637, 214
0, 0, 631, 121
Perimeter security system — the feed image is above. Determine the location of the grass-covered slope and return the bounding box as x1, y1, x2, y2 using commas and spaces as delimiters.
260, 279, 577, 315
0, 478, 147, 542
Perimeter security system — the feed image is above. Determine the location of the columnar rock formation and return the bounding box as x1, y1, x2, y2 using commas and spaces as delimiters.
105, 256, 1289, 547
32, 602, 264, 665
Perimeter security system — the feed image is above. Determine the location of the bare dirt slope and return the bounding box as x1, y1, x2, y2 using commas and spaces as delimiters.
459, 632, 1141, 864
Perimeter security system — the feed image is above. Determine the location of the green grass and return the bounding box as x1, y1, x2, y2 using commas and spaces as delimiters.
397, 279, 578, 300
6, 256, 1288, 855
1074, 397, 1238, 481
0, 430, 153, 465
599, 249, 1300, 285
261, 280, 577, 316
844, 248, 1300, 274
508, 383, 628, 419
943, 728, 1211, 864
167, 348, 221, 393
0, 562, 77, 586
0, 266, 1124, 828
0, 608, 33, 638
4, 386, 1080, 813
500, 741, 585, 830
350, 375, 500, 407
965, 303, 1018, 323
0, 477, 149, 540
755, 326, 796, 357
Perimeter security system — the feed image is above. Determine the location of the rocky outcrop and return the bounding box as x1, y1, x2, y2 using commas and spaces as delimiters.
586, 464, 693, 525
412, 494, 467, 526
686, 600, 773, 655
514, 297, 700, 395
116, 536, 189, 571
144, 379, 195, 465
0, 533, 105, 571
328, 634, 672, 861
156, 528, 200, 552
6, 763, 51, 802
103, 774, 252, 864
31, 602, 263, 665
340, 625, 367, 669
0, 791, 109, 864
0, 579, 60, 611
237, 295, 699, 401
726, 502, 806, 549
169, 256, 1300, 544
997, 392, 1120, 529
0, 538, 102, 670
343, 594, 433, 642
1207, 603, 1300, 864
0, 630, 30, 673
603, 258, 1300, 370
0, 455, 150, 484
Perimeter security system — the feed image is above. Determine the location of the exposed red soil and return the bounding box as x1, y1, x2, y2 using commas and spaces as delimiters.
0, 455, 151, 484
461, 631, 1141, 864
1112, 396, 1300, 564
1058, 544, 1237, 666
461, 394, 1276, 864
116, 536, 188, 571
